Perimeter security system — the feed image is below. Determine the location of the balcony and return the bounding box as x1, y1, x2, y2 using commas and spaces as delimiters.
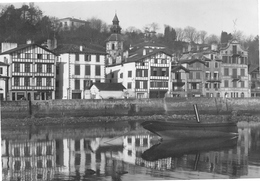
172, 88, 185, 92
231, 75, 241, 81
205, 77, 221, 83
231, 50, 243, 57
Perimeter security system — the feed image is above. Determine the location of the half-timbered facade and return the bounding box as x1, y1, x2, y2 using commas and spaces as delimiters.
0, 42, 58, 100
106, 49, 173, 98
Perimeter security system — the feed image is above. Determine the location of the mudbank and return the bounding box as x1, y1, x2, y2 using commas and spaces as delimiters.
1, 97, 260, 119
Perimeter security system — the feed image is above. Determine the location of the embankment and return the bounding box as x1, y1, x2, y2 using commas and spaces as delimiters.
1, 97, 260, 119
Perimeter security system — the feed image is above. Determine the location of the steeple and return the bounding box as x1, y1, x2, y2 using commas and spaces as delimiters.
110, 13, 121, 34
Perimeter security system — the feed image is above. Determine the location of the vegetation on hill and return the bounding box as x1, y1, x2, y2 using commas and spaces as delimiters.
0, 3, 258, 65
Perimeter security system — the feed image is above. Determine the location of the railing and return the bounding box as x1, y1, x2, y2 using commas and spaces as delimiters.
231, 75, 241, 80
205, 77, 221, 82
172, 88, 185, 92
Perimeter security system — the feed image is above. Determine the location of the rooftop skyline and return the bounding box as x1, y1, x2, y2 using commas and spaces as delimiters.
1, 0, 259, 37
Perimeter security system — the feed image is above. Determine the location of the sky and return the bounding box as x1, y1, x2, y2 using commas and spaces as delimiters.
0, 0, 259, 37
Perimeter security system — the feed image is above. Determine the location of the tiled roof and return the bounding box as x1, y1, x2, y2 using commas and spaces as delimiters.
179, 52, 209, 64
126, 48, 173, 63
112, 14, 119, 22
91, 83, 126, 91
54, 44, 106, 54
106, 34, 124, 42
0, 44, 59, 56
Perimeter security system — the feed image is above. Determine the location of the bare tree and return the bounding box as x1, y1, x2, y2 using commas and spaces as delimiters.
184, 26, 197, 42
232, 30, 245, 42
143, 22, 159, 32
199, 30, 207, 44
205, 34, 220, 44
175, 28, 185, 41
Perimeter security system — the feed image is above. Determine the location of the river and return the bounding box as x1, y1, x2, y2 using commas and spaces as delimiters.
1, 119, 260, 180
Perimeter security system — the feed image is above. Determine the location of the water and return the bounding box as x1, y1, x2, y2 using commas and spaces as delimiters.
1, 120, 260, 180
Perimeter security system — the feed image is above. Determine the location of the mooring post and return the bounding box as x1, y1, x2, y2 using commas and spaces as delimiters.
193, 104, 200, 123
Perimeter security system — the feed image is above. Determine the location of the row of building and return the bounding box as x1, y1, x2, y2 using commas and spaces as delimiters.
0, 14, 259, 101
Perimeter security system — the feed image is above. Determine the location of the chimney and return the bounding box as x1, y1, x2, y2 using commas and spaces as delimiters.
26, 39, 33, 44
211, 43, 218, 51
1, 42, 18, 53
143, 49, 146, 56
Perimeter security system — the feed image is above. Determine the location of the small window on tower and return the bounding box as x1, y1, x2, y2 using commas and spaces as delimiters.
112, 44, 115, 50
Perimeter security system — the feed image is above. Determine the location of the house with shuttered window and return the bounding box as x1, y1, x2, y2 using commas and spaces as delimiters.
54, 44, 106, 99
0, 41, 58, 101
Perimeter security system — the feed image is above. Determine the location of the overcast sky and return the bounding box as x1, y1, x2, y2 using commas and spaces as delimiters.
1, 0, 259, 37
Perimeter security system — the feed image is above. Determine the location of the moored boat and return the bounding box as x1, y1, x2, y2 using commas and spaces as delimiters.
141, 120, 238, 140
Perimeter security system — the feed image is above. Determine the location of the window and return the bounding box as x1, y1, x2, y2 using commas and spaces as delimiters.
75, 154, 81, 165
127, 137, 132, 144
14, 63, 20, 72
36, 77, 42, 86
95, 65, 101, 76
75, 79, 80, 89
189, 72, 193, 79
37, 64, 42, 73
75, 54, 79, 61
241, 92, 244, 98
24, 77, 30, 86
85, 54, 91, 61
14, 77, 19, 86
37, 160, 43, 168
224, 68, 229, 76
25, 53, 31, 59
14, 161, 21, 171
56, 67, 59, 75
241, 81, 245, 88
14, 147, 20, 157
46, 78, 51, 86
205, 62, 209, 67
162, 68, 167, 76
47, 160, 52, 168
17, 53, 21, 58
37, 54, 42, 59
224, 80, 229, 88
222, 56, 228, 63
196, 72, 200, 79
46, 145, 52, 155
211, 54, 214, 60
36, 146, 42, 156
154, 59, 158, 64
24, 146, 30, 157
127, 82, 132, 89
120, 73, 123, 78
112, 44, 115, 50
85, 65, 90, 75
25, 63, 30, 73
205, 83, 209, 89
47, 64, 52, 73
128, 71, 132, 78
241, 69, 245, 76
25, 161, 31, 169
232, 57, 236, 64
47, 54, 50, 59
215, 62, 218, 68
96, 55, 100, 62
75, 65, 80, 75
191, 83, 197, 89
0, 67, 2, 74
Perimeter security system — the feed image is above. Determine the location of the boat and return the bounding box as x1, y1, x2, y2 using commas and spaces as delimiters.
141, 136, 238, 162
141, 120, 238, 140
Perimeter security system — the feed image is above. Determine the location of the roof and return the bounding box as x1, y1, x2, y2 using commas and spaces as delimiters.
57, 17, 86, 23
106, 34, 124, 42
112, 14, 119, 23
0, 62, 8, 66
54, 44, 106, 54
179, 52, 209, 64
219, 39, 247, 51
91, 83, 126, 91
0, 44, 59, 56
171, 65, 190, 73
249, 64, 259, 74
131, 41, 167, 50
126, 48, 173, 63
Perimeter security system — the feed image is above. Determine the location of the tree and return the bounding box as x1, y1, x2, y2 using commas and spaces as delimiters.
220, 31, 232, 44
198, 30, 207, 44
175, 28, 185, 41
248, 35, 259, 66
163, 25, 176, 47
205, 34, 219, 44
184, 26, 197, 42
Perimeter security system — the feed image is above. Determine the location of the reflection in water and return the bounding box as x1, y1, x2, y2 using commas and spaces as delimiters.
1, 121, 260, 180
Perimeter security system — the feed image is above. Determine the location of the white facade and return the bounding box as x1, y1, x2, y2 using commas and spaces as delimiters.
57, 50, 106, 99
0, 62, 9, 100
220, 39, 250, 98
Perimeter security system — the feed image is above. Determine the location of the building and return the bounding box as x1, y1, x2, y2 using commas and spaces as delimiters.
0, 61, 9, 100
57, 17, 87, 31
219, 39, 250, 98
0, 41, 58, 101
106, 14, 124, 66
249, 65, 260, 97
54, 44, 106, 99
89, 82, 126, 99
106, 48, 173, 98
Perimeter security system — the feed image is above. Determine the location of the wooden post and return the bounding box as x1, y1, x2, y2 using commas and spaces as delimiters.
193, 104, 200, 123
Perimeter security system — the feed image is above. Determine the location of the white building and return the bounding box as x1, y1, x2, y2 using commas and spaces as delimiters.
57, 17, 87, 31
0, 61, 9, 100
55, 44, 106, 99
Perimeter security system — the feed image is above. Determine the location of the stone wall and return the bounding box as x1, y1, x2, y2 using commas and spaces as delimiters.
1, 98, 260, 119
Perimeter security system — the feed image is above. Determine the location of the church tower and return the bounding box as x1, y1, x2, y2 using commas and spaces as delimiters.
106, 13, 124, 65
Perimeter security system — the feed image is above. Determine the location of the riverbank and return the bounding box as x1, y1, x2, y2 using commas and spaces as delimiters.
2, 114, 260, 129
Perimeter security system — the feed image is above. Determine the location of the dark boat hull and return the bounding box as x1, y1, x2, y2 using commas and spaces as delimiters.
141, 120, 238, 139
142, 136, 238, 161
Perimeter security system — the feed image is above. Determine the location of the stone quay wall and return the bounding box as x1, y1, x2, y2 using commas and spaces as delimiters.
1, 98, 260, 119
